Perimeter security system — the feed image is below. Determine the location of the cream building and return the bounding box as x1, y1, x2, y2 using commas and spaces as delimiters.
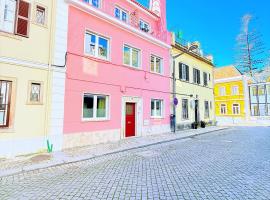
0, 0, 67, 157
171, 35, 215, 130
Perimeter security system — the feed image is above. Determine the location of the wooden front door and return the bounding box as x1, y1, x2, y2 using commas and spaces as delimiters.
125, 103, 136, 137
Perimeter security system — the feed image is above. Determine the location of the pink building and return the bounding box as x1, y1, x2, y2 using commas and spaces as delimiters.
63, 0, 171, 148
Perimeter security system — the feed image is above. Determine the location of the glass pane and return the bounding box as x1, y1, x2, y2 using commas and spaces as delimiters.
36, 6, 45, 25
124, 46, 130, 65
156, 100, 161, 116
92, 0, 99, 7
122, 11, 127, 22
132, 49, 139, 67
126, 104, 133, 115
98, 37, 108, 59
150, 56, 155, 72
156, 57, 161, 73
96, 96, 106, 118
115, 8, 120, 18
85, 33, 96, 56
30, 83, 41, 102
258, 86, 265, 96
2, 0, 16, 33
83, 95, 94, 118
151, 100, 155, 116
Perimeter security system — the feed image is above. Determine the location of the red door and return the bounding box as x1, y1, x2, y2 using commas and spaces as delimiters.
125, 103, 136, 137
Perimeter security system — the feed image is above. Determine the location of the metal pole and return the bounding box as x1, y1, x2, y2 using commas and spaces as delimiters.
173, 59, 176, 133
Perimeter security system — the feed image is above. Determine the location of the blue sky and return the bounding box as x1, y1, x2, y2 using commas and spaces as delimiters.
138, 0, 270, 67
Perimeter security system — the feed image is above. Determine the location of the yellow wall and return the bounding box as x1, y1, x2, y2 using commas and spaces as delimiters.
171, 47, 215, 125
214, 81, 246, 118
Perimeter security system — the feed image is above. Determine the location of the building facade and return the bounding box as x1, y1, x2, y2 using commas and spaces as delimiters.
214, 66, 250, 125
63, 0, 171, 149
171, 36, 215, 130
0, 0, 67, 157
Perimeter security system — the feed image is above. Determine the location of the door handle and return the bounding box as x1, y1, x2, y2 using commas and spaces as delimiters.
127, 121, 132, 124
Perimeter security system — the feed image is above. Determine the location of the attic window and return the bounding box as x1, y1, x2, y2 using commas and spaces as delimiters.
139, 20, 150, 33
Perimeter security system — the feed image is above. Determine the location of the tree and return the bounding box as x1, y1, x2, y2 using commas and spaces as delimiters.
235, 14, 266, 77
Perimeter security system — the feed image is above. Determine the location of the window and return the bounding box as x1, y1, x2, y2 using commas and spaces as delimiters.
123, 45, 140, 68
35, 5, 46, 25
232, 104, 240, 115
15, 0, 30, 37
220, 104, 226, 115
0, 80, 12, 127
114, 7, 128, 22
251, 86, 257, 96
0, 0, 16, 33
29, 82, 41, 103
151, 55, 162, 74
232, 86, 239, 95
151, 99, 163, 118
204, 101, 209, 118
179, 63, 189, 81
193, 68, 200, 84
251, 104, 259, 116
258, 85, 265, 96
83, 94, 109, 120
139, 20, 150, 33
182, 99, 189, 120
219, 86, 226, 96
85, 32, 109, 60
203, 72, 208, 86
83, 0, 101, 8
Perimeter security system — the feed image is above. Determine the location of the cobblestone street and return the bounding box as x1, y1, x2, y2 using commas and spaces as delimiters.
1, 127, 270, 200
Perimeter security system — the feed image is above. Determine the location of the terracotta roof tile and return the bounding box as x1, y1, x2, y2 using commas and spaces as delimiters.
214, 65, 242, 80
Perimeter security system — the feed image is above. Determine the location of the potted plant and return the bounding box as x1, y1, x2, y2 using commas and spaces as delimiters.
191, 122, 198, 129
200, 121, 206, 128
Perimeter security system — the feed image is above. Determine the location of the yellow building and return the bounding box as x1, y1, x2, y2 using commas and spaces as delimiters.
214, 66, 250, 125
0, 0, 67, 157
171, 36, 215, 130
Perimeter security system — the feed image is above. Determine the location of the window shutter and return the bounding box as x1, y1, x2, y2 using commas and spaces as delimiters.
179, 63, 182, 79
186, 65, 189, 81
15, 0, 30, 37
197, 70, 201, 84
193, 68, 196, 83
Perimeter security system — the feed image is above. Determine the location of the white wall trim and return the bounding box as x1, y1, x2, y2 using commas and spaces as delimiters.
65, 0, 171, 49
214, 76, 243, 83
127, 0, 158, 20
0, 56, 49, 70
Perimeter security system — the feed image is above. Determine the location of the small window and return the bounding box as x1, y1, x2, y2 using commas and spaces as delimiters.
15, 0, 30, 37
29, 82, 41, 103
232, 86, 239, 95
219, 87, 226, 96
151, 55, 163, 74
203, 72, 208, 86
123, 45, 140, 68
35, 5, 46, 25
151, 99, 163, 118
179, 63, 189, 81
204, 101, 209, 118
85, 32, 109, 60
193, 68, 200, 84
83, 94, 109, 120
232, 104, 240, 115
139, 20, 150, 33
258, 85, 265, 96
220, 104, 226, 115
182, 99, 189, 120
0, 80, 12, 128
114, 7, 128, 23
83, 0, 101, 8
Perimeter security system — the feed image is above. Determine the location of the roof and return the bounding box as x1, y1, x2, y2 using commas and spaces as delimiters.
214, 65, 242, 80
130, 0, 159, 18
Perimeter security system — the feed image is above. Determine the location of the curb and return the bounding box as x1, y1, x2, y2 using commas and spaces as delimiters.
0, 127, 228, 178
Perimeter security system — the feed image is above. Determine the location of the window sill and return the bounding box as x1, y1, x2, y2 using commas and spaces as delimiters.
0, 31, 22, 41
32, 21, 48, 29
26, 102, 44, 105
84, 53, 111, 63
82, 118, 110, 122
149, 71, 164, 76
123, 64, 142, 71
150, 116, 164, 120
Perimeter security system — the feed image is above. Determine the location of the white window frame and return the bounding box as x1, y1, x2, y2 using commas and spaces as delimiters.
220, 104, 227, 115
204, 101, 210, 119
232, 103, 240, 115
150, 55, 163, 74
114, 6, 128, 23
139, 19, 150, 33
0, 0, 17, 33
83, 0, 102, 8
84, 31, 110, 61
151, 99, 164, 118
182, 98, 189, 120
82, 93, 109, 121
219, 86, 226, 96
123, 44, 141, 68
232, 86, 239, 95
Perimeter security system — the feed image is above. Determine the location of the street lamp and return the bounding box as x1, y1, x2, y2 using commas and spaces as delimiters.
172, 42, 199, 133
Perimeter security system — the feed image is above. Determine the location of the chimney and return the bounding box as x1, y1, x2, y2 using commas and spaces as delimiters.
149, 0, 161, 17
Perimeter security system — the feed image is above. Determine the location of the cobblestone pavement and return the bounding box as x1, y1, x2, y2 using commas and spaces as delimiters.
1, 127, 270, 200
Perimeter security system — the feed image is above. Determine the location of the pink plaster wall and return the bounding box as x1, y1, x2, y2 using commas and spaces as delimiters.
64, 0, 171, 134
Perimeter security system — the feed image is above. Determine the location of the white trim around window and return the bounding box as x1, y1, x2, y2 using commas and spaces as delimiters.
219, 86, 226, 96
114, 6, 129, 23
231, 85, 239, 95
82, 93, 110, 121
84, 31, 110, 61
150, 54, 163, 74
232, 103, 240, 115
83, 0, 102, 9
150, 99, 164, 118
123, 44, 141, 68
220, 103, 227, 115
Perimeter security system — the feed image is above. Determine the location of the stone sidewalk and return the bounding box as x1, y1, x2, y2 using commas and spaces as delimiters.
0, 126, 227, 178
